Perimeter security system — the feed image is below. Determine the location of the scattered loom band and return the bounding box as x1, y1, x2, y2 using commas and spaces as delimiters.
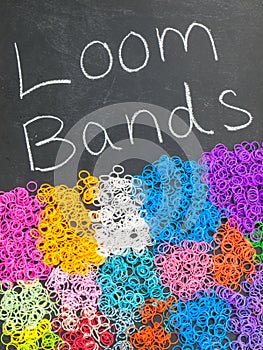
246, 221, 263, 264
75, 170, 100, 205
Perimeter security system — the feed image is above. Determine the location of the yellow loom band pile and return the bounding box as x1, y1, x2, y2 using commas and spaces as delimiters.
2, 319, 61, 350
34, 171, 104, 276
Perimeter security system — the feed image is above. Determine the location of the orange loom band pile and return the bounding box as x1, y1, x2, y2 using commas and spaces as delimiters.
212, 220, 256, 292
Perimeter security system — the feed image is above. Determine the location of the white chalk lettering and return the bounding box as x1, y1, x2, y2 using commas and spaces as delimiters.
14, 43, 71, 99
169, 82, 214, 138
80, 41, 113, 80
219, 90, 253, 131
125, 109, 163, 144
119, 31, 150, 73
156, 22, 218, 62
23, 116, 76, 172
83, 121, 122, 155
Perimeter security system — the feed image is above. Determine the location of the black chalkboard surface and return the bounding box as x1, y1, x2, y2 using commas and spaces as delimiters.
0, 0, 262, 190
0, 1, 263, 349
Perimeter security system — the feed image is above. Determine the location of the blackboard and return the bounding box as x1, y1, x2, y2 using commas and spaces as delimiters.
0, 2, 263, 348
0, 0, 262, 190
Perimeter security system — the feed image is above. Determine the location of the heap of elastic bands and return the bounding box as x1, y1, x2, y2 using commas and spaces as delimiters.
212, 219, 255, 292
133, 155, 221, 249
34, 178, 104, 275
0, 183, 51, 283
127, 296, 177, 350
1, 319, 61, 350
0, 280, 57, 333
97, 248, 168, 319
154, 240, 214, 299
1, 141, 263, 350
52, 306, 115, 350
168, 289, 232, 349
200, 141, 263, 235
45, 267, 102, 311
216, 267, 263, 350
91, 165, 151, 257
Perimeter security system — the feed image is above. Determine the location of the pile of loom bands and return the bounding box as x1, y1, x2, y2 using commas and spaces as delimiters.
167, 289, 232, 349
1, 141, 263, 350
212, 220, 256, 292
0, 184, 51, 282
127, 296, 177, 350
154, 241, 214, 299
91, 165, 151, 257
132, 155, 221, 251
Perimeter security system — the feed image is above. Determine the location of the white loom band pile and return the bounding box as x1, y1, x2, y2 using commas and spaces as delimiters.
91, 165, 151, 257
